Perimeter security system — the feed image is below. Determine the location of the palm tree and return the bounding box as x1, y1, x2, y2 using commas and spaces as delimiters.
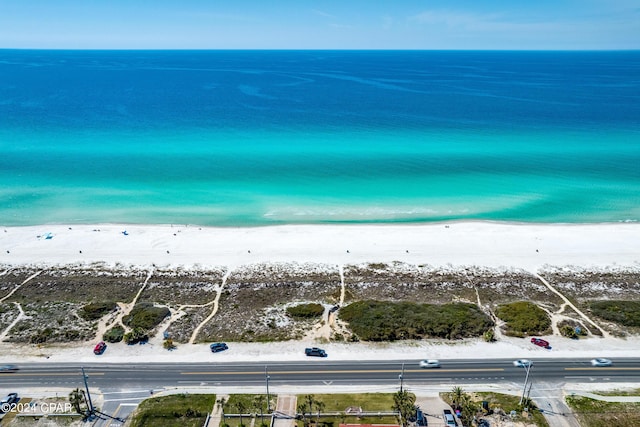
393, 390, 416, 427
236, 399, 248, 427
459, 393, 478, 427
304, 394, 315, 415
315, 400, 326, 427
450, 386, 464, 408
68, 388, 87, 417
298, 403, 309, 427
254, 395, 266, 427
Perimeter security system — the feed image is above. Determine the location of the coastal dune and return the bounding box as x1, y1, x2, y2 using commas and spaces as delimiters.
1, 222, 638, 270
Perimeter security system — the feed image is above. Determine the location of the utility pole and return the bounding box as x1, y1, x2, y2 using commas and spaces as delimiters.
80, 367, 125, 423
81, 367, 95, 418
399, 363, 405, 392
519, 364, 532, 406
265, 366, 271, 412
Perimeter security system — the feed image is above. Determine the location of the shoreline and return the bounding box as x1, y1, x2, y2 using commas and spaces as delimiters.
1, 221, 639, 270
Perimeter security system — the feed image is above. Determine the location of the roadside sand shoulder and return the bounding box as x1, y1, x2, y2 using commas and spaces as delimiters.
1, 333, 638, 365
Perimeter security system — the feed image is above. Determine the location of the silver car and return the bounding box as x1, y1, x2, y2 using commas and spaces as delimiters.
419, 359, 441, 368
591, 358, 612, 367
513, 359, 533, 368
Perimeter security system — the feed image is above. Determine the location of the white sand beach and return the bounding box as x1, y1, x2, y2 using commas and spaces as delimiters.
1, 221, 639, 270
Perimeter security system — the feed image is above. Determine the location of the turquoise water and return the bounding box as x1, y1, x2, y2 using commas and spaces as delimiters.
1, 50, 639, 225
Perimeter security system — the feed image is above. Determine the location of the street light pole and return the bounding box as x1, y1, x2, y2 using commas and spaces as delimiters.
81, 367, 95, 416
265, 366, 271, 413
519, 364, 532, 406
399, 363, 405, 392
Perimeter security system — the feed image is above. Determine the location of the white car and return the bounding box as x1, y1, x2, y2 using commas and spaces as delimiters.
513, 359, 533, 368
419, 359, 441, 369
591, 358, 612, 367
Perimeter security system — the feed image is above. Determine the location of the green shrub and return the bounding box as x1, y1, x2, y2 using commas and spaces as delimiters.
591, 300, 640, 327
124, 327, 149, 345
103, 325, 125, 343
123, 303, 170, 330
30, 327, 54, 344
286, 303, 325, 319
557, 319, 588, 337
560, 324, 578, 339
483, 329, 496, 342
494, 301, 551, 337
79, 301, 117, 321
339, 300, 493, 341
164, 338, 177, 350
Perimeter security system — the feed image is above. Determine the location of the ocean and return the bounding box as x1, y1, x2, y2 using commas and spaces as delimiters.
1, 50, 639, 226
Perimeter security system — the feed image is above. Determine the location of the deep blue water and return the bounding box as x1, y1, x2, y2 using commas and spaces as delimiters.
1, 50, 639, 225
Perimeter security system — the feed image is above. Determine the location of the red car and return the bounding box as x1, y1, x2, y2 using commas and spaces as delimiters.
531, 337, 550, 349
93, 341, 107, 355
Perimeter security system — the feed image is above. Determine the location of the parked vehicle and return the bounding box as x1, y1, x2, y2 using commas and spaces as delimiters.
530, 337, 551, 349
591, 358, 612, 367
419, 359, 440, 369
0, 393, 18, 412
416, 408, 427, 426
0, 365, 18, 373
210, 342, 229, 352
305, 347, 327, 357
513, 359, 533, 368
93, 341, 107, 355
443, 409, 456, 426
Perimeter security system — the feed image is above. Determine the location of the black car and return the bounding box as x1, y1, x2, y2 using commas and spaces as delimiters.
305, 347, 327, 357
210, 342, 229, 352
0, 365, 18, 373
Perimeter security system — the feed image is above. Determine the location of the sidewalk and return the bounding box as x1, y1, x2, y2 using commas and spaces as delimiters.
205, 394, 228, 427
273, 395, 298, 427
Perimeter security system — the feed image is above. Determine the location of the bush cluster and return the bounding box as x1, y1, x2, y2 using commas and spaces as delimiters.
79, 301, 117, 321
591, 300, 640, 327
27, 326, 91, 343
557, 319, 588, 338
286, 303, 324, 319
103, 325, 125, 343
339, 300, 493, 341
123, 302, 170, 330
494, 301, 551, 337
124, 327, 149, 345
163, 338, 177, 350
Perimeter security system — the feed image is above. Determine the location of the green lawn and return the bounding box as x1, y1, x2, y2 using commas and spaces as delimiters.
294, 393, 400, 427
566, 395, 640, 427
221, 394, 271, 427
129, 393, 215, 427
306, 393, 397, 412
590, 388, 640, 397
